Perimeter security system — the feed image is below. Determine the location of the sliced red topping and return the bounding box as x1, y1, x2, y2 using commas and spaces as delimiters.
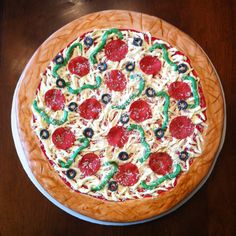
168, 81, 192, 100
105, 39, 128, 62
169, 116, 195, 139
139, 55, 162, 75
79, 98, 102, 120
149, 152, 173, 175
107, 126, 129, 148
78, 153, 100, 176
52, 127, 75, 150
198, 84, 206, 108
129, 99, 152, 123
114, 163, 139, 186
68, 56, 90, 77
105, 70, 127, 92
45, 89, 65, 111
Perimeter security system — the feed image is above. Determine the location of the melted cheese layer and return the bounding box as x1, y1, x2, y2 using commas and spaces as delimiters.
31, 29, 207, 201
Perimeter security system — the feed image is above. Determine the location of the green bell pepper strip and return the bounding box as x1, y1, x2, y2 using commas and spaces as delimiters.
127, 124, 151, 163
141, 164, 182, 190
33, 100, 68, 126
149, 43, 178, 70
156, 91, 170, 130
182, 76, 200, 109
89, 28, 123, 64
52, 42, 83, 78
112, 74, 145, 109
91, 162, 118, 191
67, 76, 102, 95
58, 137, 90, 168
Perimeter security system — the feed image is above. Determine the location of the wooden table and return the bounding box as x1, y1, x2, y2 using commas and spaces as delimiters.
0, 0, 235, 235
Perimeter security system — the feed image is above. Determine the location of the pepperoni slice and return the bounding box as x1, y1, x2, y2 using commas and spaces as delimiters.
168, 81, 192, 100
114, 163, 139, 186
52, 127, 75, 150
198, 84, 206, 108
129, 99, 152, 123
68, 56, 90, 77
139, 55, 162, 75
149, 152, 173, 175
78, 153, 100, 176
45, 89, 65, 111
79, 98, 102, 120
105, 70, 127, 92
169, 116, 195, 139
105, 39, 128, 62
107, 126, 129, 148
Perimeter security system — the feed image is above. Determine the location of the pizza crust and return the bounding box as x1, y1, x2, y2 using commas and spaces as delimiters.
15, 10, 224, 222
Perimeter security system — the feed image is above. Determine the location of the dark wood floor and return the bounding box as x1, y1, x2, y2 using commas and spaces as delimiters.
0, 0, 235, 235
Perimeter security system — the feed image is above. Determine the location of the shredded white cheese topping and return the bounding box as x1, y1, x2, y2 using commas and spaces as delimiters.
31, 29, 207, 201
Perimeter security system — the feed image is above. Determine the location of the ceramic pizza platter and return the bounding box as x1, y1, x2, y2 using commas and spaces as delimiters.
11, 10, 226, 225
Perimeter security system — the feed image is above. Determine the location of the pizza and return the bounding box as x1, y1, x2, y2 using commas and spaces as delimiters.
32, 28, 207, 201
14, 11, 224, 222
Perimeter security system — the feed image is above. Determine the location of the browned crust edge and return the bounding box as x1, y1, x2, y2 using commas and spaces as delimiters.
14, 10, 224, 222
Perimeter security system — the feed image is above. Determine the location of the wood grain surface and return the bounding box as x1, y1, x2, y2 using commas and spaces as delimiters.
0, 0, 235, 235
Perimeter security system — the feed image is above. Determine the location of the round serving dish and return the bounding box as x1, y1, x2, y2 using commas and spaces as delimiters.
11, 10, 226, 225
